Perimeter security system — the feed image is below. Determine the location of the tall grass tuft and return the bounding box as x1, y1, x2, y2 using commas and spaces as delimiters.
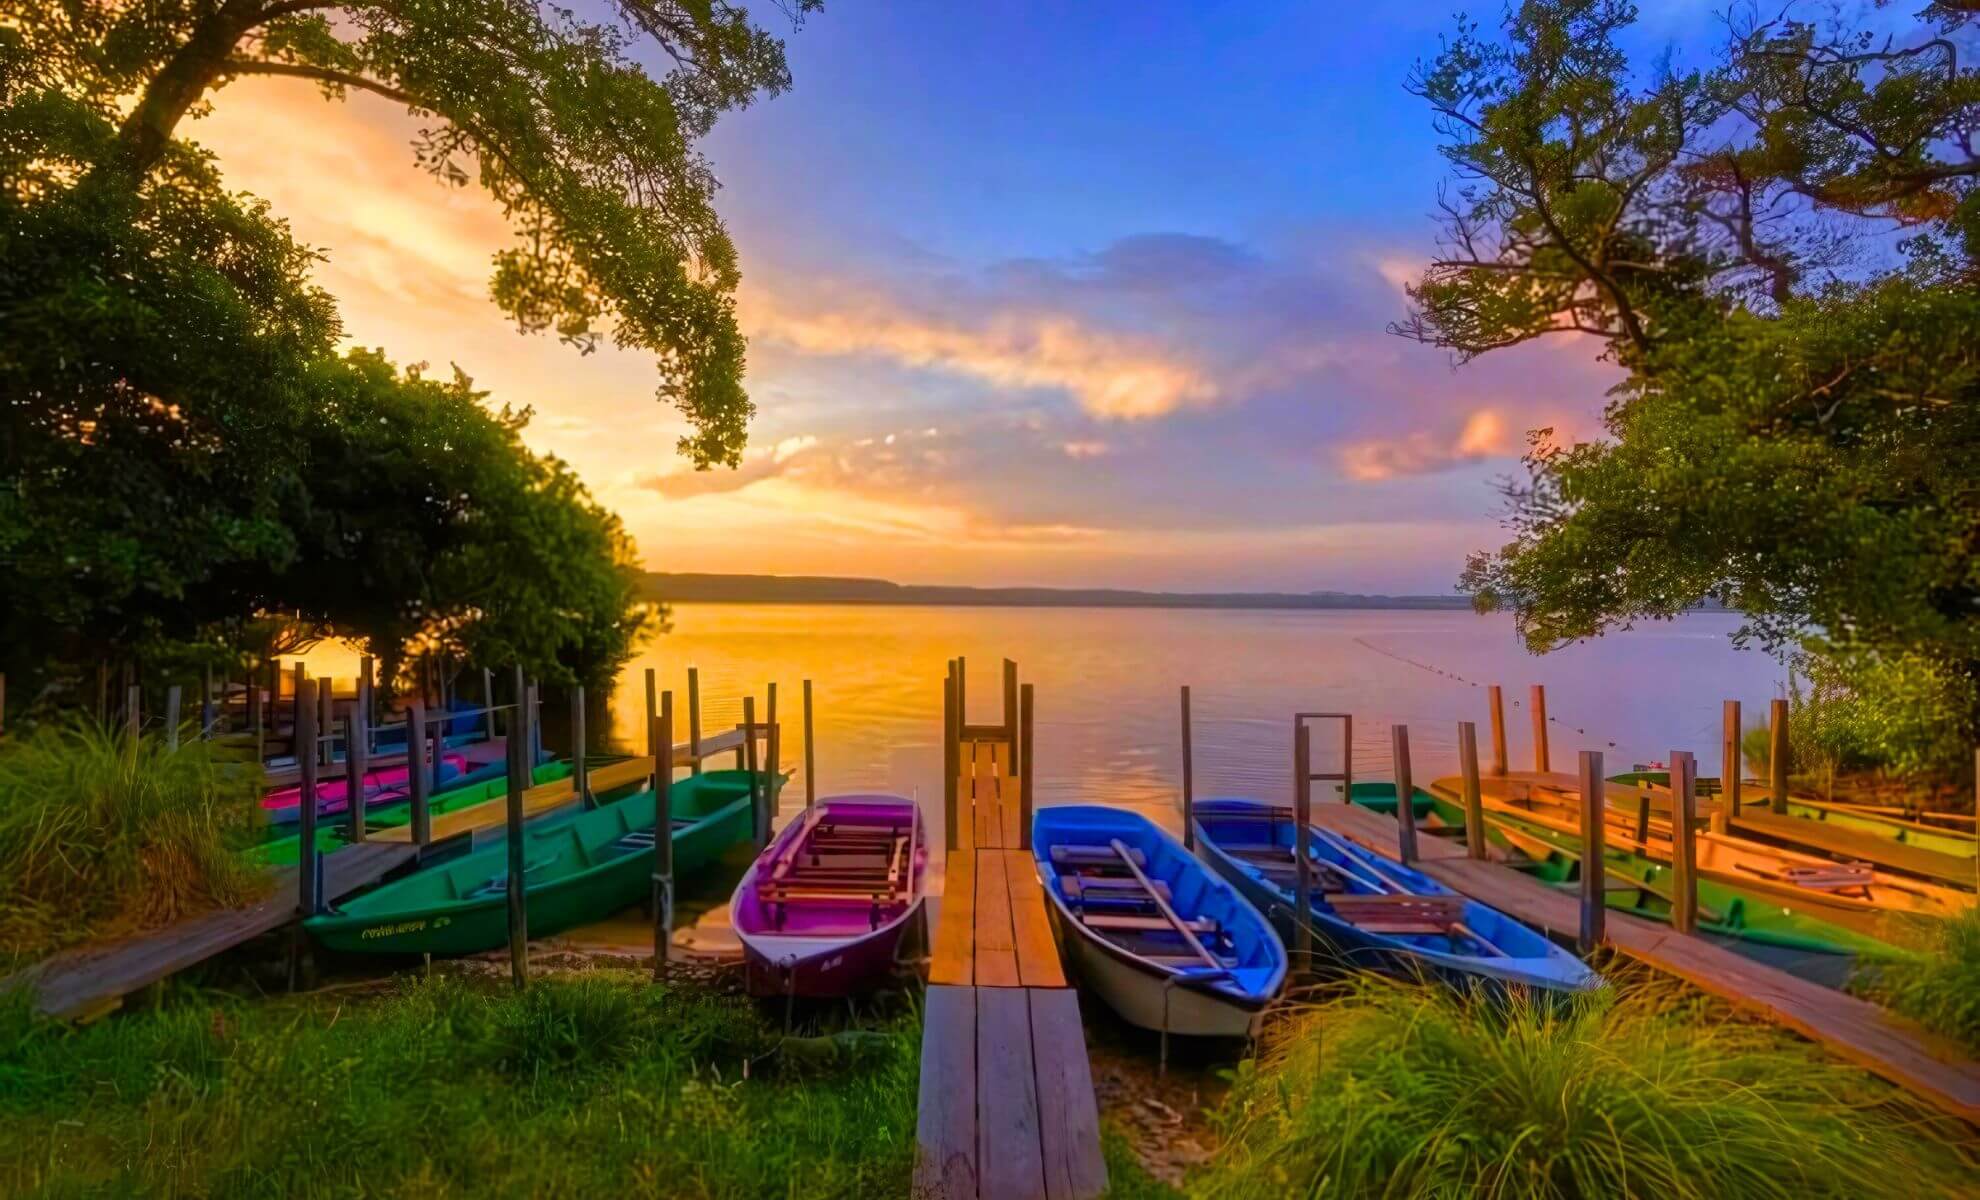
1853, 905, 1980, 1055
0, 721, 267, 966
1199, 972, 1974, 1199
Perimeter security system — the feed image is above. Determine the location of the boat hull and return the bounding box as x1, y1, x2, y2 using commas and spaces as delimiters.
1046, 901, 1266, 1038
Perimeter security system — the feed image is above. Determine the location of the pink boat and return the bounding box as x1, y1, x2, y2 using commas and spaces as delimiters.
730, 795, 927, 997
261, 753, 470, 824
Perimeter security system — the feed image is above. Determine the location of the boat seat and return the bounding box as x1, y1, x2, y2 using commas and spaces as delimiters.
1051, 844, 1146, 868
1082, 912, 1217, 934
1326, 893, 1466, 929
465, 854, 562, 899
1142, 953, 1240, 969
1060, 875, 1171, 903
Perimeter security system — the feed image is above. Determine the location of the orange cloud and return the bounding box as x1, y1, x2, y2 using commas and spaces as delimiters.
1338, 409, 1515, 481
739, 288, 1218, 419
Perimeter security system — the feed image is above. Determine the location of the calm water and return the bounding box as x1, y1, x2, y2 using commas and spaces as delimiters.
600, 604, 1784, 857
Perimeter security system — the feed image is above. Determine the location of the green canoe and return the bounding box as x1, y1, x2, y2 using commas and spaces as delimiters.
304, 769, 773, 955
1609, 770, 1978, 860
1350, 783, 1895, 958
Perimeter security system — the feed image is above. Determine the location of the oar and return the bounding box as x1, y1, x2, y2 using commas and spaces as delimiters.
1109, 838, 1224, 970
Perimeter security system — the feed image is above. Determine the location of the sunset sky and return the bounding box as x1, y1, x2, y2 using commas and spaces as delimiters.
190, 4, 1720, 593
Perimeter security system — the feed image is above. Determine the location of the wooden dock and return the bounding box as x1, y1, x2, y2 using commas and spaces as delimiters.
1308, 800, 1980, 1125
916, 662, 1106, 1200
6, 841, 417, 1020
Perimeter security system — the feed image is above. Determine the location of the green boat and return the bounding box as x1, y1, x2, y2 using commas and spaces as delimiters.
248, 761, 587, 869
1350, 782, 1895, 959
1609, 770, 1978, 860
304, 769, 773, 955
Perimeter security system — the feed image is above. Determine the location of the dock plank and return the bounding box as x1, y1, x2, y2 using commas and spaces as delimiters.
9, 841, 417, 1020
1029, 987, 1107, 1199
914, 985, 980, 1199
1005, 850, 1065, 988
930, 855, 977, 987
974, 849, 1021, 987
1311, 802, 1980, 1126
976, 986, 1047, 1200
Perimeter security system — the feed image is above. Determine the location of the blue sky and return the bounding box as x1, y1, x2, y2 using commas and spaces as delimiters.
197, 3, 1740, 592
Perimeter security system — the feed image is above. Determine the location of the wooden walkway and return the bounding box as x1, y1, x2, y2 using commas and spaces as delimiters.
917, 731, 1107, 1199
6, 841, 417, 1020
1308, 801, 1980, 1125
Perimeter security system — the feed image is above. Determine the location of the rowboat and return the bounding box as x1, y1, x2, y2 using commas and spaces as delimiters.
1033, 805, 1285, 1039
1351, 783, 1901, 958
1610, 770, 1977, 860
259, 753, 479, 824
730, 795, 926, 997
305, 769, 772, 955
1423, 773, 1971, 939
1193, 798, 1600, 994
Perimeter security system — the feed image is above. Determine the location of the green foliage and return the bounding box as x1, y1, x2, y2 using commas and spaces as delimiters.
1853, 906, 1980, 1056
0, 972, 917, 1197
0, 722, 267, 967
1409, 2, 1980, 758
1196, 973, 1975, 1199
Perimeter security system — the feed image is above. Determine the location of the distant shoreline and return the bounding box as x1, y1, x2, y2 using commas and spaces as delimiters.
641, 572, 1477, 611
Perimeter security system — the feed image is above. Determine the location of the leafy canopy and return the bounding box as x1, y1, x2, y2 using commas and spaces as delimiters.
1401, 1, 1980, 764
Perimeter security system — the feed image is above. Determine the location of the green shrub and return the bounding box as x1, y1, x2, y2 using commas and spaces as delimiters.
1853, 906, 1980, 1055
0, 721, 267, 966
1198, 973, 1973, 1199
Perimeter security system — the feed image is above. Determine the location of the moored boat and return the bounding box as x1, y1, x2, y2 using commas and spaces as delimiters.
1033, 805, 1285, 1039
1194, 797, 1601, 994
259, 753, 478, 824
304, 769, 772, 955
730, 794, 927, 997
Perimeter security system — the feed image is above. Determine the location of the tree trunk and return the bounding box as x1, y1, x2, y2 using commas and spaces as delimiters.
102, 0, 268, 183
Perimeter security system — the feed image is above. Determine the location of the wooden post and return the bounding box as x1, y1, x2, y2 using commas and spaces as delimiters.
766, 682, 780, 836
358, 656, 374, 724
1002, 658, 1018, 739
571, 684, 589, 807
126, 683, 141, 741
292, 662, 305, 756
345, 712, 367, 844
1670, 750, 1699, 935
1487, 685, 1508, 776
164, 685, 182, 750
643, 667, 658, 787
687, 667, 702, 775
653, 694, 674, 983
802, 679, 816, 811
296, 679, 319, 916
1458, 721, 1486, 860
480, 667, 494, 736
530, 680, 544, 766
1292, 723, 1314, 974
252, 659, 267, 766
943, 669, 959, 853
743, 696, 764, 846
1529, 684, 1550, 774
1392, 724, 1418, 865
505, 667, 529, 990
407, 702, 431, 846
956, 657, 967, 727
320, 677, 336, 767
200, 666, 215, 737
1179, 686, 1195, 850
1768, 698, 1790, 813
1019, 683, 1035, 850
1722, 699, 1742, 816
1633, 785, 1652, 848
1578, 749, 1605, 953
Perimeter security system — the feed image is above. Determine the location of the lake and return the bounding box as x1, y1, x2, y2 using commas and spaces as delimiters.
601, 604, 1785, 854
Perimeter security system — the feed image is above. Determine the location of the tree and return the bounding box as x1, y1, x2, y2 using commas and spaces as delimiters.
1400, 1, 1980, 772
12, 0, 817, 467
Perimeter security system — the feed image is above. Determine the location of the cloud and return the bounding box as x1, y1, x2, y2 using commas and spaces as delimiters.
635, 432, 821, 498
1060, 440, 1110, 459
1337, 409, 1515, 481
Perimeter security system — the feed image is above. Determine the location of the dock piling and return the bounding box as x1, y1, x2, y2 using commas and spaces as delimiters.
802, 679, 816, 811
943, 667, 959, 853
296, 679, 319, 916
653, 693, 674, 984
319, 679, 335, 768
1292, 723, 1314, 975
572, 684, 589, 807
1392, 724, 1418, 864
643, 668, 658, 788
1458, 721, 1486, 859
1670, 750, 1699, 934
1179, 686, 1194, 850
345, 710, 367, 843
744, 696, 764, 846
1019, 682, 1035, 849
1578, 749, 1605, 953
1530, 684, 1550, 773
504, 669, 530, 990
1723, 699, 1743, 815
408, 702, 431, 846
1769, 698, 1790, 813
687, 667, 702, 775
766, 682, 781, 834
1487, 685, 1508, 776
1002, 658, 1018, 761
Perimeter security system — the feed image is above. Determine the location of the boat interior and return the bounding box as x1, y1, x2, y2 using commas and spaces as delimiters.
754, 805, 919, 933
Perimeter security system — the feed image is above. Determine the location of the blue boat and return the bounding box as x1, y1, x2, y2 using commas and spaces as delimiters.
1033, 806, 1286, 1038
1192, 798, 1601, 994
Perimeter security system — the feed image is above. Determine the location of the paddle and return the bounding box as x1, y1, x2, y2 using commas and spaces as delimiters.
1108, 838, 1224, 970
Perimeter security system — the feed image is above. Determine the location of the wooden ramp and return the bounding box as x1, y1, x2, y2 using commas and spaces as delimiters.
5, 841, 417, 1020
1308, 802, 1980, 1126
917, 706, 1107, 1199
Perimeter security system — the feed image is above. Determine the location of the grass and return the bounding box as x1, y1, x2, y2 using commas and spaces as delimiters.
0, 969, 918, 1197
1852, 905, 1980, 1055
1193, 969, 1976, 1199
0, 721, 269, 968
